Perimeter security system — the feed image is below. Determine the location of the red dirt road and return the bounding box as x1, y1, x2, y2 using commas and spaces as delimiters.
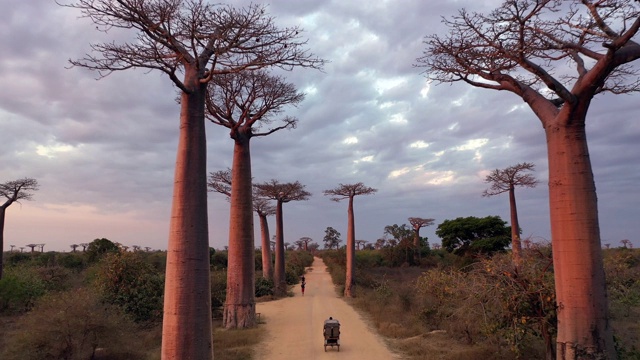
255, 257, 400, 360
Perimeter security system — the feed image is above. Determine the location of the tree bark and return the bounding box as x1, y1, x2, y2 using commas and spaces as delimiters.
223, 133, 256, 328
274, 200, 287, 297
545, 116, 615, 359
259, 213, 273, 280
161, 75, 213, 359
509, 186, 523, 267
0, 207, 5, 279
344, 196, 356, 297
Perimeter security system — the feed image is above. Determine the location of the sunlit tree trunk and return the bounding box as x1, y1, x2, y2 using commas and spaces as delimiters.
274, 200, 286, 296
545, 113, 615, 359
223, 133, 256, 328
0, 207, 5, 279
258, 212, 273, 280
508, 185, 522, 267
344, 196, 356, 297
162, 75, 213, 359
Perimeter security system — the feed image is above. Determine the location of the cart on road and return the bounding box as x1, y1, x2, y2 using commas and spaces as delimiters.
323, 317, 340, 352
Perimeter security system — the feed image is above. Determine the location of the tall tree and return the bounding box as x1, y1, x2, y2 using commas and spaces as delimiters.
254, 198, 276, 281
206, 70, 305, 328
208, 170, 276, 284
0, 178, 38, 279
62, 1, 323, 357
323, 226, 342, 250
416, 2, 640, 356
324, 182, 377, 297
254, 180, 311, 296
482, 162, 538, 267
299, 236, 313, 251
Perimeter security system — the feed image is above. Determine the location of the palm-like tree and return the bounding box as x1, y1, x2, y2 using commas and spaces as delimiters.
483, 162, 538, 266
324, 182, 377, 297
255, 180, 311, 296
206, 71, 303, 328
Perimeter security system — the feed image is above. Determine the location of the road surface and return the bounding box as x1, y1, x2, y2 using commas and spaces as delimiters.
255, 257, 400, 360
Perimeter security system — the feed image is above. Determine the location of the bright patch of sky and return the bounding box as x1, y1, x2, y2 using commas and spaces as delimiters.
455, 138, 488, 151
420, 81, 431, 98
35, 142, 76, 158
410, 140, 429, 149
389, 112, 408, 124
375, 76, 407, 95
355, 155, 374, 163
343, 136, 359, 144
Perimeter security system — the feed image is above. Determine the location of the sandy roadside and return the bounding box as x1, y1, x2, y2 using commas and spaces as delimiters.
255, 257, 401, 360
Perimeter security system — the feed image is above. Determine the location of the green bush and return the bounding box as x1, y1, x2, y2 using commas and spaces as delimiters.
211, 270, 227, 318
255, 276, 274, 297
1, 288, 144, 360
0, 266, 46, 314
94, 252, 164, 323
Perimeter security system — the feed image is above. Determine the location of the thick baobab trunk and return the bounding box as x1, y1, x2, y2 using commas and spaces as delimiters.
545, 117, 615, 359
0, 207, 5, 279
224, 134, 256, 328
161, 83, 213, 359
259, 213, 273, 280
344, 197, 356, 297
274, 201, 287, 297
508, 186, 523, 267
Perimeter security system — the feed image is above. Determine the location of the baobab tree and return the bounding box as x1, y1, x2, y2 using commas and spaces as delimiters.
26, 244, 37, 253
62, 1, 322, 357
208, 170, 276, 301
1, 177, 38, 279
482, 163, 538, 267
255, 180, 311, 297
299, 237, 313, 251
324, 182, 377, 297
408, 217, 435, 262
205, 70, 306, 328
416, 1, 640, 357
70, 244, 79, 252
254, 198, 276, 281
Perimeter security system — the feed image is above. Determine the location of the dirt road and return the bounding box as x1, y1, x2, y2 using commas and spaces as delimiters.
255, 257, 400, 360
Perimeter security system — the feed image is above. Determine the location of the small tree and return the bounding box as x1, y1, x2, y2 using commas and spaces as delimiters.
254, 180, 311, 296
323, 227, 342, 250
324, 182, 377, 297
436, 216, 511, 256
408, 217, 435, 262
483, 163, 538, 267
0, 178, 38, 279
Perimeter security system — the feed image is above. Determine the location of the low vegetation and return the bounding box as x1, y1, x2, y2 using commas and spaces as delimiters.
322, 245, 640, 360
0, 238, 313, 360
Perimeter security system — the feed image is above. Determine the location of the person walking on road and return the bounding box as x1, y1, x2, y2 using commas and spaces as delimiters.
301, 275, 306, 296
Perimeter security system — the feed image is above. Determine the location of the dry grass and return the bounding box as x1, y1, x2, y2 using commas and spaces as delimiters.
212, 320, 266, 360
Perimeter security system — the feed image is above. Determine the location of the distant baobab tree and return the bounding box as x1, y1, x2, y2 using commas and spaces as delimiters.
416, 0, 640, 355
70, 244, 79, 252
408, 217, 435, 262
26, 244, 37, 253
38, 244, 45, 253
355, 240, 367, 250
255, 180, 311, 297
299, 237, 313, 251
324, 182, 377, 297
1, 177, 38, 279
80, 243, 89, 252
620, 239, 632, 249
482, 162, 538, 267
61, 0, 323, 357
144, 247, 152, 252
9, 245, 15, 252
205, 69, 306, 329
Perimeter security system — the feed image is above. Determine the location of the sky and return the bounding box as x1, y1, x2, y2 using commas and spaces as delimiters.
2, 0, 639, 252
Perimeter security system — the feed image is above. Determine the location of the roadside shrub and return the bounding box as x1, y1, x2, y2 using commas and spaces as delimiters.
94, 251, 164, 323
57, 253, 86, 272
255, 276, 274, 297
1, 288, 144, 360
0, 266, 46, 314
211, 270, 227, 318
356, 249, 384, 268
211, 250, 228, 270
